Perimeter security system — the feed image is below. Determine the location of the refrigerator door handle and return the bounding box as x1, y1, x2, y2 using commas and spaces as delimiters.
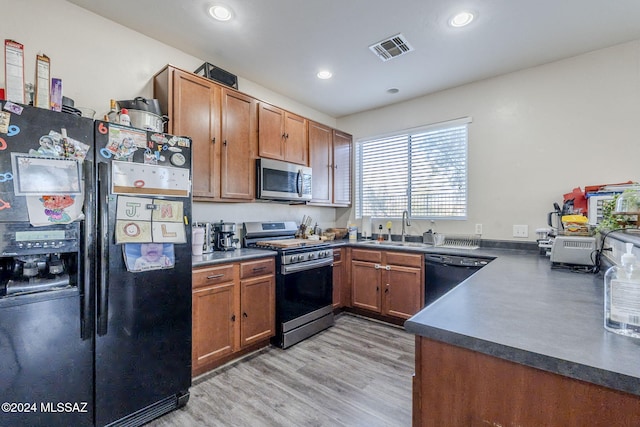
97, 162, 110, 336
81, 160, 94, 341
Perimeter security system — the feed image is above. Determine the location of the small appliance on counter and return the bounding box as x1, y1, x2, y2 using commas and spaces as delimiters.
213, 221, 238, 251
193, 222, 215, 254
550, 235, 597, 267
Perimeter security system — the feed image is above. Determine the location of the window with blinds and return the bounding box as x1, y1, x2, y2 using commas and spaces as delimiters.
356, 118, 470, 219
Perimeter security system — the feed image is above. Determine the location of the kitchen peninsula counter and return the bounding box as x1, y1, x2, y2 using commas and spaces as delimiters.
404, 249, 640, 425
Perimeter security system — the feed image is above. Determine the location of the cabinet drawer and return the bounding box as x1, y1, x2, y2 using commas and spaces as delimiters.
193, 264, 236, 289
385, 251, 423, 268
351, 249, 382, 263
333, 248, 342, 262
240, 258, 275, 279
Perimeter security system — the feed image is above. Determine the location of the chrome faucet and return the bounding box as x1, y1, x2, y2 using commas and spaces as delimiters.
401, 210, 411, 242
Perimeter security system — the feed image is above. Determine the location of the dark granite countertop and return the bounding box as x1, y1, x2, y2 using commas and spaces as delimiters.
404, 248, 640, 397
192, 237, 640, 396
192, 248, 276, 267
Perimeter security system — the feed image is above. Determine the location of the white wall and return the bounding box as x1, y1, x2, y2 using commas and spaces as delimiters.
3, 0, 640, 240
1, 0, 338, 232
338, 41, 640, 241
0, 0, 336, 126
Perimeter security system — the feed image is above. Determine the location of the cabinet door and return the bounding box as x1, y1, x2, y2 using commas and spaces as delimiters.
332, 249, 343, 309
192, 282, 237, 372
172, 69, 221, 199
240, 274, 275, 347
333, 130, 352, 206
309, 121, 333, 204
351, 260, 381, 313
384, 265, 423, 319
258, 102, 285, 160
284, 112, 308, 165
221, 89, 257, 200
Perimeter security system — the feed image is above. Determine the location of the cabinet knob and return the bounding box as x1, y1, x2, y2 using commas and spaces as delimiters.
223, 140, 228, 146
212, 137, 216, 144
385, 265, 391, 271
374, 264, 381, 269
231, 314, 236, 322
243, 312, 248, 318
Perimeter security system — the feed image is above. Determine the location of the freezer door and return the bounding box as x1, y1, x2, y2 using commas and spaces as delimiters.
0, 290, 93, 427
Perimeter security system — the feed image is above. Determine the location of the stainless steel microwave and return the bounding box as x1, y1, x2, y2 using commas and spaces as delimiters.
256, 158, 312, 202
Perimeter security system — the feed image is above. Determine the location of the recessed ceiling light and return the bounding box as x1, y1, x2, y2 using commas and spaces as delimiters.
317, 70, 332, 80
209, 4, 233, 21
387, 88, 399, 94
449, 11, 474, 27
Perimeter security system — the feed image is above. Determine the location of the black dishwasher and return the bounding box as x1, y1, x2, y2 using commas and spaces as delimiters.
424, 254, 491, 305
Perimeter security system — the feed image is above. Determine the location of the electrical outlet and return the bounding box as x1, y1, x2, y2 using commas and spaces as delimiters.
475, 224, 482, 234
513, 225, 529, 238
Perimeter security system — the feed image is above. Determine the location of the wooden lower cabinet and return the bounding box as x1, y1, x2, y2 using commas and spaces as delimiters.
351, 249, 424, 320
332, 248, 345, 309
192, 257, 275, 376
414, 337, 640, 426
240, 260, 276, 347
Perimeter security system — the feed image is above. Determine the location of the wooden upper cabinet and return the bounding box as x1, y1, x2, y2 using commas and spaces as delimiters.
155, 65, 350, 205
332, 130, 352, 206
309, 121, 333, 204
283, 112, 308, 165
308, 123, 352, 207
220, 89, 257, 200
258, 102, 308, 165
258, 102, 285, 160
154, 67, 221, 200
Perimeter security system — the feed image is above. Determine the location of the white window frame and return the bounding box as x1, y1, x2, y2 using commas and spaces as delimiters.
355, 117, 471, 220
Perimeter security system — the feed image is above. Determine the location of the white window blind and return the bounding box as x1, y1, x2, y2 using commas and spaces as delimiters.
356, 118, 470, 219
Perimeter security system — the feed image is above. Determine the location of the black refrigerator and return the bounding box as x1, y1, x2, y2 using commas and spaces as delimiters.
0, 102, 192, 427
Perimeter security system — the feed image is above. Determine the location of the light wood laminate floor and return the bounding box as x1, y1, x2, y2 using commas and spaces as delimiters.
148, 314, 414, 427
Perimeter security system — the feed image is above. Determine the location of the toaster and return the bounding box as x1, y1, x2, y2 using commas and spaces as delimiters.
550, 235, 597, 266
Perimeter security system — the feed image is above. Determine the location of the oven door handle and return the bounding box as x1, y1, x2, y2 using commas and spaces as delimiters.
281, 257, 333, 275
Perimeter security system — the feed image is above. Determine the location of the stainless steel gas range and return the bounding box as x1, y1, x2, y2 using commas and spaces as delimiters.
243, 221, 334, 348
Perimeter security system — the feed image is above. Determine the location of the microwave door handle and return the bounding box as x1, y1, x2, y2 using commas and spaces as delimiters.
297, 169, 303, 197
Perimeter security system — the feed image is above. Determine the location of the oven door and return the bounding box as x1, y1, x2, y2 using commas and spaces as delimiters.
278, 259, 333, 323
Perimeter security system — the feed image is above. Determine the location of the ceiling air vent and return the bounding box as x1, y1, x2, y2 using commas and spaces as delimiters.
369, 33, 414, 62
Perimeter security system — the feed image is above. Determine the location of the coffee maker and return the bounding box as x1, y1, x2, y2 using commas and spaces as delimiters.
213, 221, 238, 251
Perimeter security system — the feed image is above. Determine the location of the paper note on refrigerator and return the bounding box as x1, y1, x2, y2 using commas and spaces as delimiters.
115, 196, 186, 244
111, 161, 190, 197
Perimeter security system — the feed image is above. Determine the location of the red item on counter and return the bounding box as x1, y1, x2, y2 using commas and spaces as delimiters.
564, 187, 587, 215
0, 88, 5, 100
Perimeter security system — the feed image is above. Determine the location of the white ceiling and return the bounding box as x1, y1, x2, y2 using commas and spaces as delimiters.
67, 0, 640, 118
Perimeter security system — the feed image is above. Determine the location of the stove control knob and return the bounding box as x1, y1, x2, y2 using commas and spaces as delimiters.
308, 252, 316, 259
319, 250, 326, 258
290, 255, 298, 263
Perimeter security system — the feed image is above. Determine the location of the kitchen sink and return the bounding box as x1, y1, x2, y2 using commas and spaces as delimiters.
357, 240, 479, 250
